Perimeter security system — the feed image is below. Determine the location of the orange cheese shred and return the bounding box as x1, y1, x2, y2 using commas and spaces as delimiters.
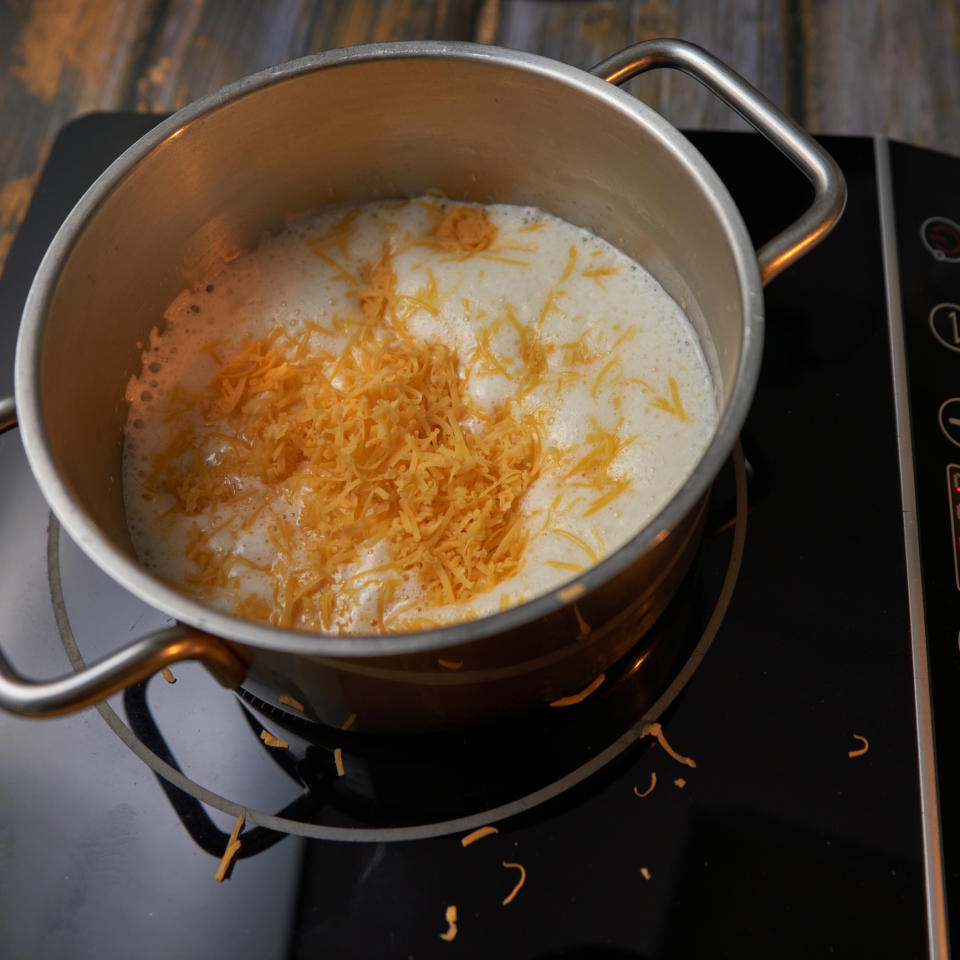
279, 695, 305, 712
334, 747, 345, 777
141, 203, 681, 637
259, 729, 289, 749
633, 772, 657, 798
848, 733, 869, 758
151, 316, 543, 632
435, 205, 498, 253
460, 825, 499, 847
160, 667, 176, 684
214, 813, 244, 882
439, 905, 459, 942
642, 722, 696, 768
501, 861, 527, 905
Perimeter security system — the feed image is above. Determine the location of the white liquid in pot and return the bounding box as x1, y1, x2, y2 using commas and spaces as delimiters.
122, 198, 718, 634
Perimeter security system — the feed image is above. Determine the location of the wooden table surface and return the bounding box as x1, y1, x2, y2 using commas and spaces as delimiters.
1, 0, 959, 282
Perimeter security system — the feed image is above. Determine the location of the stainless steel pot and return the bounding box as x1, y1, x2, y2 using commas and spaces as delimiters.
0, 39, 844, 732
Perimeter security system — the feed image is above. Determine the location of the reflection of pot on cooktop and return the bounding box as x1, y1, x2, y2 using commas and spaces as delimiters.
0, 116, 949, 959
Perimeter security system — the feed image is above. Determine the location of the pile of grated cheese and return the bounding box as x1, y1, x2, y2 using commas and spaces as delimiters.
123, 197, 717, 634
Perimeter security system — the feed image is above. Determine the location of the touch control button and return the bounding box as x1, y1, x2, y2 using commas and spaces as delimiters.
939, 399, 960, 447
922, 216, 960, 262
930, 303, 960, 352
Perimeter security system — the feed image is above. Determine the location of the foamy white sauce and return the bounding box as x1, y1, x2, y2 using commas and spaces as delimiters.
123, 199, 717, 632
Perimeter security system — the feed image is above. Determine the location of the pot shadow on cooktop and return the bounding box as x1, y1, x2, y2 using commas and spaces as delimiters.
121, 569, 704, 843
234, 559, 709, 830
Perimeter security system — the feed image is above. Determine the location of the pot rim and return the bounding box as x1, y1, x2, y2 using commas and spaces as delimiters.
14, 40, 763, 658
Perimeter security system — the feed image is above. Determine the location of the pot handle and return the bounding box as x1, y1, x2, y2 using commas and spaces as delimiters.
0, 398, 246, 717
590, 38, 846, 286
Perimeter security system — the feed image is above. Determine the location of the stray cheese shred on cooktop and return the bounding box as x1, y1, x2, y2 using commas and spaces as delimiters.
214, 813, 245, 882
123, 197, 717, 634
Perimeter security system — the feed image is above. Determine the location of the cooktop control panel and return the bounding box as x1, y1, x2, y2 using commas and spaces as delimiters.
888, 138, 960, 922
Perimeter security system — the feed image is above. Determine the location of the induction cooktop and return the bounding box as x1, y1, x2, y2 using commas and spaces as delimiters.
0, 114, 952, 959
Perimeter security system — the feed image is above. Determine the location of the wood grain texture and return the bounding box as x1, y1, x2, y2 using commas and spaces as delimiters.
497, 1, 800, 134
800, 0, 960, 145
2, 0, 960, 279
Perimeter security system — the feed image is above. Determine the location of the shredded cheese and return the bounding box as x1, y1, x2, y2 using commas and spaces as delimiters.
214, 813, 244, 882
439, 905, 458, 942
549, 672, 605, 707
334, 747, 345, 776
279, 694, 305, 712
161, 667, 176, 684
633, 772, 657, 798
848, 733, 869, 758
438, 658, 464, 670
633, 375, 689, 421
641, 722, 696, 768
460, 825, 499, 847
640, 867, 652, 881
126, 197, 717, 635
435, 206, 498, 253
341, 712, 357, 731
260, 729, 289, 749
673, 777, 687, 788
151, 321, 542, 632
501, 861, 526, 905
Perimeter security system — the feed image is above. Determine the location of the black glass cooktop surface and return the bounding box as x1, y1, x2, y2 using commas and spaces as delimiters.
0, 115, 942, 959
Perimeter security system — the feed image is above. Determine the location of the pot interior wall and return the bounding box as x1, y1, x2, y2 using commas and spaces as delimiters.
34, 52, 746, 566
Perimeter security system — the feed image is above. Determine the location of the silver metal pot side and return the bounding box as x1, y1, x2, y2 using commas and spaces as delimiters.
0, 39, 844, 731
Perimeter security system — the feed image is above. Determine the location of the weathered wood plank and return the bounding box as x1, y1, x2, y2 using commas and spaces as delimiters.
0, 0, 157, 268
0, 0, 499, 274
801, 0, 960, 148
4, 0, 960, 284
496, 0, 786, 133
130, 0, 490, 112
